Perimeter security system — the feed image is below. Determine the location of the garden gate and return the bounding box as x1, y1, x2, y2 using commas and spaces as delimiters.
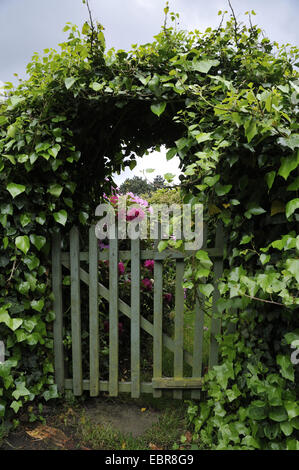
52, 223, 224, 399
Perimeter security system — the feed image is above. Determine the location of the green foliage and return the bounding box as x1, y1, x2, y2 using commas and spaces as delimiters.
0, 5, 297, 448
119, 176, 153, 196
186, 328, 299, 450
119, 175, 166, 196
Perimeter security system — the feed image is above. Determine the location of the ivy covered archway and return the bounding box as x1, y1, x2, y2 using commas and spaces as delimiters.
0, 7, 298, 448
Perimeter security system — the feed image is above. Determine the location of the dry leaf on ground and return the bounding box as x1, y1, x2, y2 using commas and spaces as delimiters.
26, 425, 70, 448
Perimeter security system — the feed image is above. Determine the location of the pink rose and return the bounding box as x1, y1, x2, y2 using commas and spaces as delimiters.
118, 261, 125, 275
144, 259, 154, 270
164, 293, 172, 303
126, 206, 145, 221
141, 278, 152, 290
110, 195, 118, 204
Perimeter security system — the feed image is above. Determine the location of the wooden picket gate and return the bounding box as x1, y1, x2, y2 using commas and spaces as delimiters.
52, 224, 224, 399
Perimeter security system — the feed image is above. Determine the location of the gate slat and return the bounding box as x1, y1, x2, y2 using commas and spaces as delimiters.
89, 226, 99, 396
191, 290, 204, 399
174, 260, 184, 399
153, 259, 163, 398
131, 238, 141, 398
209, 223, 224, 368
70, 226, 83, 396
52, 233, 64, 393
109, 228, 119, 396
191, 225, 207, 399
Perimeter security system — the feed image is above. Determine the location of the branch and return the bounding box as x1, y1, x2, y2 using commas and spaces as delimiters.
6, 258, 17, 284
85, 0, 96, 55
227, 0, 239, 46
242, 293, 286, 307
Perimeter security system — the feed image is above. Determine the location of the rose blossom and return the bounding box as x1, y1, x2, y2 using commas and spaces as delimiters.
118, 262, 125, 275
141, 278, 153, 290
164, 293, 172, 303
144, 259, 154, 270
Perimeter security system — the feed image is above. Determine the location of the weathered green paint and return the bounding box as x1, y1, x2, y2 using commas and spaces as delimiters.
54, 223, 225, 398
70, 226, 83, 396
131, 237, 141, 398
174, 260, 184, 399
97, 247, 223, 261
65, 378, 154, 394
89, 226, 99, 396
61, 260, 194, 366
191, 290, 204, 399
153, 259, 163, 398
109, 228, 119, 396
152, 378, 202, 389
52, 233, 64, 393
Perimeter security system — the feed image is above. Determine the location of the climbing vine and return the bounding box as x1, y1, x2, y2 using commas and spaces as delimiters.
0, 5, 298, 448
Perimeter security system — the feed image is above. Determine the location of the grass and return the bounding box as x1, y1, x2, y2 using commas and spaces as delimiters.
74, 396, 187, 451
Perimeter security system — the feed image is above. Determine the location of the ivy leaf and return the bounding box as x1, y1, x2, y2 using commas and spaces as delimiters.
43, 384, 58, 401
6, 182, 26, 199
195, 250, 213, 277
204, 174, 220, 187
269, 407, 288, 422
15, 235, 30, 254
90, 82, 102, 91
286, 198, 299, 218
280, 421, 293, 437
265, 171, 276, 190
244, 118, 257, 143
158, 240, 168, 252
53, 210, 68, 226
260, 254, 270, 265
10, 401, 22, 414
166, 148, 177, 160
150, 102, 166, 117
20, 214, 31, 227
240, 234, 253, 245
18, 282, 30, 295
29, 235, 46, 251
30, 299, 44, 313
82, 22, 91, 35
65, 77, 77, 90
48, 144, 61, 158
278, 151, 299, 180
12, 382, 31, 400
48, 184, 63, 197
287, 176, 299, 191
278, 134, 299, 150
198, 283, 214, 297
79, 211, 89, 225
248, 403, 267, 420
277, 355, 294, 382
191, 59, 219, 74
284, 402, 299, 419
244, 204, 266, 219
241, 436, 260, 449
285, 258, 299, 283
215, 183, 232, 196
195, 132, 212, 144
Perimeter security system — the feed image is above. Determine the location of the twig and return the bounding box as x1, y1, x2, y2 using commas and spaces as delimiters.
243, 293, 285, 307
7, 258, 17, 283
85, 0, 95, 55
227, 0, 239, 46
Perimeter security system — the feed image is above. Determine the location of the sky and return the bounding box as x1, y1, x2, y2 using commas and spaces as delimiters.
0, 0, 298, 184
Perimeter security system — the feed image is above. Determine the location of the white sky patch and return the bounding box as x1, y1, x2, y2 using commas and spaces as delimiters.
112, 146, 182, 187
